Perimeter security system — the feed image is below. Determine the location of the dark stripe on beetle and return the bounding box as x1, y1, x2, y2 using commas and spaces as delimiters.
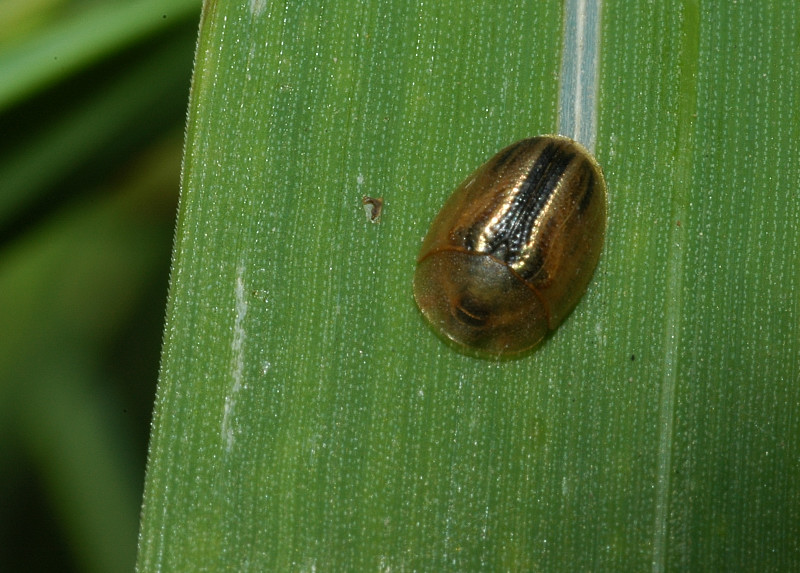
577, 167, 594, 213
485, 142, 575, 263
492, 140, 527, 172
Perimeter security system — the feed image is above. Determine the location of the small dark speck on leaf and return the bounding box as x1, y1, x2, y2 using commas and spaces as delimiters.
362, 196, 384, 223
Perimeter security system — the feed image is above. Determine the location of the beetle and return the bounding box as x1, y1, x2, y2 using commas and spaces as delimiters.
413, 135, 607, 354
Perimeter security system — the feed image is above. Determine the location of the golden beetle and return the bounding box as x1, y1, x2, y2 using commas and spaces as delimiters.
413, 135, 607, 354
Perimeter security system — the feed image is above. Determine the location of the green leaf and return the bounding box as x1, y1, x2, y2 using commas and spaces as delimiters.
0, 0, 200, 108
0, 29, 196, 225
0, 136, 183, 572
1, 2, 199, 570
139, 1, 800, 570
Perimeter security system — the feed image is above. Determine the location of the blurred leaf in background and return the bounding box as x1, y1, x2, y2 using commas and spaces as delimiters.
0, 0, 199, 571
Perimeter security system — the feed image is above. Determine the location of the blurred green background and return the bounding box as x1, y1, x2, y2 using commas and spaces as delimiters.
0, 0, 200, 571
